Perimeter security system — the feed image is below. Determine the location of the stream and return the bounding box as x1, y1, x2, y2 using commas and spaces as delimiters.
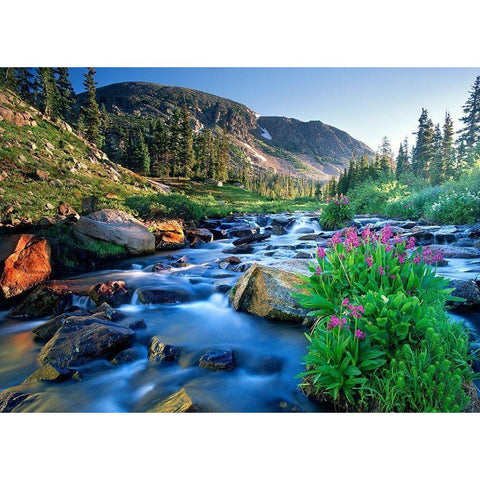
0, 212, 479, 412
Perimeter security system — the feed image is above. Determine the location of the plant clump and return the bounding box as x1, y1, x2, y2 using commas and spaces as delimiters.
295, 224, 477, 412
319, 194, 353, 230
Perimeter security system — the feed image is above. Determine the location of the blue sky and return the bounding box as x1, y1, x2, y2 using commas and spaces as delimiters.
69, 68, 480, 154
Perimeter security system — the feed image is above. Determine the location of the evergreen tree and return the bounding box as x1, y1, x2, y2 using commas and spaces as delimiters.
411, 108, 435, 178
442, 112, 456, 180
179, 104, 195, 177
81, 67, 102, 146
168, 108, 182, 177
56, 67, 76, 123
378, 136, 392, 173
430, 124, 444, 185
458, 75, 480, 162
396, 138, 410, 178
134, 130, 150, 175
0, 68, 19, 92
217, 129, 230, 182
37, 67, 60, 119
15, 68, 35, 102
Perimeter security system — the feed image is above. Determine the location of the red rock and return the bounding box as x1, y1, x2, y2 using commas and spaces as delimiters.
0, 234, 52, 303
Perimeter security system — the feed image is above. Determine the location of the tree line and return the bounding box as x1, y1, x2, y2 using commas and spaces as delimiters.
325, 75, 480, 196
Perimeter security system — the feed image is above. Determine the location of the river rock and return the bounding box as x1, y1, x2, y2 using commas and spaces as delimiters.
190, 237, 206, 249
152, 262, 172, 273
186, 228, 214, 243
150, 219, 186, 250
0, 389, 42, 413
32, 310, 92, 341
57, 202, 79, 218
272, 225, 287, 235
38, 318, 134, 368
199, 348, 236, 371
230, 264, 309, 323
149, 337, 180, 364
232, 232, 271, 246
23, 364, 78, 383
147, 388, 197, 413
7, 281, 79, 319
466, 224, 480, 239
137, 288, 191, 305
424, 244, 480, 259
73, 209, 155, 255
89, 280, 132, 307
447, 279, 480, 310
223, 245, 254, 255
129, 319, 147, 330
211, 228, 229, 240
0, 234, 52, 306
110, 348, 139, 365
229, 226, 259, 238
271, 215, 295, 227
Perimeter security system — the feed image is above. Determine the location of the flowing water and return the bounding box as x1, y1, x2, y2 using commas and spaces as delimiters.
0, 212, 479, 412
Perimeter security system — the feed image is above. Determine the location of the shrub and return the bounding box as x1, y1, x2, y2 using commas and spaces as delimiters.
320, 195, 353, 230
295, 225, 476, 412
124, 193, 204, 221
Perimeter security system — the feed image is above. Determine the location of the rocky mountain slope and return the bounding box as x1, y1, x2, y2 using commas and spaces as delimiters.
0, 87, 163, 221
77, 81, 374, 180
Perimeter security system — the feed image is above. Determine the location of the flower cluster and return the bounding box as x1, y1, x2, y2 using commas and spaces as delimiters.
325, 194, 350, 206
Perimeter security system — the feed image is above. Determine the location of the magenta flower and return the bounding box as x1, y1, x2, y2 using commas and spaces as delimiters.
342, 297, 350, 306
413, 255, 421, 264
355, 329, 366, 340
406, 237, 416, 250
385, 244, 393, 252
316, 247, 326, 258
315, 266, 323, 276
398, 253, 406, 265
365, 255, 373, 267
377, 266, 385, 275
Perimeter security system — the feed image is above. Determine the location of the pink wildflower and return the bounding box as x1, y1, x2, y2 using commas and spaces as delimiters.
342, 297, 350, 306
316, 247, 326, 258
377, 266, 385, 275
365, 255, 373, 267
355, 329, 366, 340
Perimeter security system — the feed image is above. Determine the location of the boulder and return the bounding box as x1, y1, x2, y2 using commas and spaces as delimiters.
7, 281, 80, 319
232, 233, 271, 246
23, 364, 78, 383
0, 234, 52, 305
81, 196, 99, 214
272, 225, 287, 235
129, 319, 147, 330
73, 209, 155, 255
57, 202, 78, 218
185, 228, 214, 243
137, 288, 191, 305
223, 245, 254, 255
38, 318, 134, 368
89, 280, 132, 307
229, 226, 259, 238
150, 220, 186, 250
147, 388, 197, 413
110, 348, 139, 365
447, 279, 480, 310
271, 216, 295, 227
424, 244, 480, 259
229, 263, 310, 323
152, 262, 172, 273
149, 336, 180, 364
190, 237, 206, 249
32, 311, 92, 341
199, 348, 236, 371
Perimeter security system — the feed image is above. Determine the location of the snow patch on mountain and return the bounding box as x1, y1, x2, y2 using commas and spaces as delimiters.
242, 142, 267, 163
260, 126, 272, 140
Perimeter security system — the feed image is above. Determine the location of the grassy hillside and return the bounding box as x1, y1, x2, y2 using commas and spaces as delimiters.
0, 87, 159, 220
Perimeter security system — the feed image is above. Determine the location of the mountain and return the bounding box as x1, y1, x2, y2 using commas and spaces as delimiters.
77, 81, 374, 180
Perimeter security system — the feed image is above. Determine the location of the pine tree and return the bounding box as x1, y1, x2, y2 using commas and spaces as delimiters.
430, 124, 444, 185
378, 136, 392, 173
442, 112, 456, 180
396, 138, 410, 178
56, 67, 76, 123
134, 130, 150, 175
458, 75, 480, 162
179, 104, 195, 177
81, 67, 102, 146
168, 108, 182, 177
412, 108, 435, 178
217, 129, 230, 182
0, 68, 19, 92
37, 68, 60, 119
15, 68, 35, 102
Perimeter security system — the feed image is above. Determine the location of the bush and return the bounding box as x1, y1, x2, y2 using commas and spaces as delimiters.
424, 187, 480, 224
320, 195, 353, 230
124, 193, 204, 221
295, 225, 476, 412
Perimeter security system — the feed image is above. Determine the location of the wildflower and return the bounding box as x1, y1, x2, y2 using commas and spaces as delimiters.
377, 266, 385, 275
342, 297, 350, 306
365, 255, 373, 267
389, 274, 396, 280
406, 237, 416, 250
316, 247, 326, 258
327, 316, 342, 329
315, 266, 323, 276
355, 329, 366, 340
398, 253, 406, 265
327, 231, 343, 246
385, 244, 393, 252
380, 225, 393, 244
413, 255, 421, 264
